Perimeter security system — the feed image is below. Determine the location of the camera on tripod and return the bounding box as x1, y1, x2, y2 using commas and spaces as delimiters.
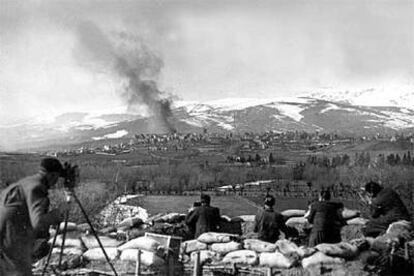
60, 162, 80, 190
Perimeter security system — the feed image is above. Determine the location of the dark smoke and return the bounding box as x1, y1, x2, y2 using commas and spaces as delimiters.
75, 21, 175, 133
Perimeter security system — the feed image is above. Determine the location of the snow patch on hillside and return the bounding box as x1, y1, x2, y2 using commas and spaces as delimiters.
93, 130, 128, 141
266, 103, 304, 121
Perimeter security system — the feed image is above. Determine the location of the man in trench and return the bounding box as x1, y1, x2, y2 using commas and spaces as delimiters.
363, 181, 410, 237
186, 194, 221, 238
0, 157, 67, 276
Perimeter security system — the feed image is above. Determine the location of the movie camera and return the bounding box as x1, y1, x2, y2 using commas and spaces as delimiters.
60, 162, 80, 190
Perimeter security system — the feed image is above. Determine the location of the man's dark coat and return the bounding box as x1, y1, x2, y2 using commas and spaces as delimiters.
0, 174, 61, 276
186, 205, 221, 238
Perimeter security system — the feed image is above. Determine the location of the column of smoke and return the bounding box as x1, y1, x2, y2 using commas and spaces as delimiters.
76, 21, 175, 133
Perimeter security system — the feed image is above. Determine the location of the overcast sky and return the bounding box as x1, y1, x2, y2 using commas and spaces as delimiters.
1, 0, 413, 126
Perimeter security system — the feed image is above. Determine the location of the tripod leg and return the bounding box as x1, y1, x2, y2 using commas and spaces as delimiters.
73, 193, 118, 276
41, 224, 60, 276
58, 209, 70, 268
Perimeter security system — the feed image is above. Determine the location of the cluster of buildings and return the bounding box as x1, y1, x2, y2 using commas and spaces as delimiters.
49, 130, 414, 158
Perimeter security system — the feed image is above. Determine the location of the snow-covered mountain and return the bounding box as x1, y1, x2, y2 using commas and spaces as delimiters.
2, 91, 414, 151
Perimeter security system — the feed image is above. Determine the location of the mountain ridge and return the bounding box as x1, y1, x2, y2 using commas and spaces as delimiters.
2, 91, 414, 151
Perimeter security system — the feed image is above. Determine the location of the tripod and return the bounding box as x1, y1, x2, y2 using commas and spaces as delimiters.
41, 191, 118, 276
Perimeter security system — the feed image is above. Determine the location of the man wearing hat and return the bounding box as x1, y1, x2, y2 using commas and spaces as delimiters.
362, 181, 410, 237
186, 194, 221, 238
254, 194, 288, 243
0, 157, 67, 276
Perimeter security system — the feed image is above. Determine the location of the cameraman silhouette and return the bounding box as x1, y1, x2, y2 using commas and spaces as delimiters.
0, 157, 69, 276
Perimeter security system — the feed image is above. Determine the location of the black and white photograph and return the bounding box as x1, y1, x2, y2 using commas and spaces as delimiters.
0, 0, 413, 275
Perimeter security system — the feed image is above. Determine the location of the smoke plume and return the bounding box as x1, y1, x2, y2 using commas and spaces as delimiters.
75, 21, 175, 133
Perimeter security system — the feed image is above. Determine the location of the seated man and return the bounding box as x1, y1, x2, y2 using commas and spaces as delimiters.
306, 190, 347, 247
254, 194, 287, 243
363, 181, 410, 237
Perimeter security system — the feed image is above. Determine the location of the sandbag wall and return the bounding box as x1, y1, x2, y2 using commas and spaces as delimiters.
33, 209, 413, 275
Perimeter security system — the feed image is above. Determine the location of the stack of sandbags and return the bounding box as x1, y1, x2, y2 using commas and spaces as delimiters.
117, 236, 166, 267
81, 235, 123, 262
43, 222, 85, 270
198, 233, 241, 264
181, 232, 241, 265
371, 220, 413, 252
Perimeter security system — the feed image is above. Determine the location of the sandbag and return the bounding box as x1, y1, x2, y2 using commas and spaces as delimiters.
315, 242, 359, 259
52, 247, 84, 256
301, 252, 344, 269
49, 233, 83, 249
371, 235, 399, 252
341, 208, 360, 220
349, 238, 370, 252
181, 239, 208, 254
120, 249, 165, 267
275, 239, 313, 258
386, 220, 413, 240
190, 250, 221, 265
275, 239, 300, 255
285, 217, 309, 226
83, 247, 119, 261
298, 246, 317, 258
285, 217, 312, 235
117, 216, 144, 229
58, 222, 78, 233
222, 250, 258, 266
234, 215, 255, 222
221, 215, 232, 222
281, 209, 306, 218
77, 223, 92, 233
243, 239, 276, 253
210, 241, 242, 254
197, 232, 237, 244
118, 236, 163, 254
259, 251, 297, 268
153, 213, 186, 224
346, 217, 368, 225
35, 253, 83, 270
81, 235, 123, 249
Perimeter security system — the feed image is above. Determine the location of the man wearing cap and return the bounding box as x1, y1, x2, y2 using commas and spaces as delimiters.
0, 157, 67, 276
254, 194, 288, 243
185, 194, 221, 238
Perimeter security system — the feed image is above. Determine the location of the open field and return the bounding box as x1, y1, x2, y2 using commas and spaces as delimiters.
125, 195, 363, 217
126, 195, 260, 217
